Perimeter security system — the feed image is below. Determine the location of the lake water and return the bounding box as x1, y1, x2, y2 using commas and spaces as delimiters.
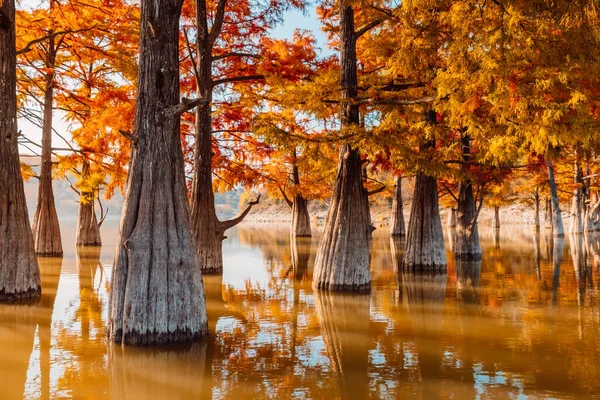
1, 222, 599, 399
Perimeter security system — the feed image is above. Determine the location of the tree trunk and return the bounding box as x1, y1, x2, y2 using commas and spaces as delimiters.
290, 158, 311, 237
76, 163, 102, 246
190, 0, 222, 274
403, 174, 446, 270
390, 175, 405, 237
0, 0, 41, 301
533, 187, 540, 232
107, 0, 208, 345
547, 159, 565, 236
190, 0, 257, 273
492, 205, 500, 230
32, 35, 62, 256
455, 133, 482, 259
455, 181, 482, 259
569, 161, 585, 234
291, 195, 311, 237
313, 2, 371, 292
447, 208, 456, 227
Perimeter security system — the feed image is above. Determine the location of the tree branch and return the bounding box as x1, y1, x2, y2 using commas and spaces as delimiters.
212, 52, 261, 61
164, 97, 209, 116
367, 185, 386, 196
355, 18, 384, 39
219, 194, 261, 231
209, 0, 227, 45
279, 186, 293, 209
17, 27, 97, 55
213, 75, 265, 86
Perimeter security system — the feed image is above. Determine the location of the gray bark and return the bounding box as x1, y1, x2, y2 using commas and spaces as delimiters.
447, 208, 456, 227
0, 0, 41, 301
313, 2, 371, 292
403, 174, 446, 271
390, 175, 405, 237
31, 31, 62, 256
569, 161, 585, 234
547, 159, 565, 236
107, 0, 208, 345
492, 205, 500, 230
533, 187, 540, 232
76, 164, 102, 246
291, 195, 311, 237
455, 134, 482, 259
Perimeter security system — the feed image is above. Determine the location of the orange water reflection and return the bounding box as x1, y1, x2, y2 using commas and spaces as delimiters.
1, 224, 599, 399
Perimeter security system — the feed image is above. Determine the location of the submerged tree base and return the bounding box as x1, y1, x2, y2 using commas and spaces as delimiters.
0, 286, 41, 303
111, 327, 209, 346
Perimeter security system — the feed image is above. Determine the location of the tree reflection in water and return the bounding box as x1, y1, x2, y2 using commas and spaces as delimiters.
2, 227, 600, 398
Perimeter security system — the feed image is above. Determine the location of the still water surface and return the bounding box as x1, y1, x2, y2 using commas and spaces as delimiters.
1, 223, 600, 399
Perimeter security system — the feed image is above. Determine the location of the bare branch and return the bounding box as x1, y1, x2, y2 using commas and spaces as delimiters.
213, 75, 265, 86
209, 0, 227, 45
219, 194, 261, 231
164, 97, 209, 116
367, 185, 386, 196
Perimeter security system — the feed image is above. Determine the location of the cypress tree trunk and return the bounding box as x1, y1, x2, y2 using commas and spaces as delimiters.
533, 187, 541, 232
492, 206, 500, 230
107, 0, 208, 345
190, 0, 221, 274
289, 158, 311, 237
569, 161, 585, 234
447, 208, 457, 227
313, 1, 371, 292
76, 163, 102, 246
32, 33, 62, 256
190, 0, 258, 272
390, 176, 405, 237
0, 0, 41, 301
404, 174, 446, 270
455, 181, 482, 259
455, 134, 482, 259
547, 159, 565, 236
291, 195, 311, 237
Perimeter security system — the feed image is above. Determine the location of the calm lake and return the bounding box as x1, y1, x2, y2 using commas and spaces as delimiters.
1, 222, 599, 399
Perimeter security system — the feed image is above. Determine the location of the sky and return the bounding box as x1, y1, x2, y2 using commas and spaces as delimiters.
17, 4, 328, 155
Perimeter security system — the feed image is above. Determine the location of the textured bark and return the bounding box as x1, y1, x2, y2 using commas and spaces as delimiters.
455, 134, 482, 259
313, 2, 371, 292
547, 159, 565, 236
291, 195, 311, 237
446, 208, 456, 227
190, 0, 221, 274
313, 146, 371, 292
314, 292, 370, 399
585, 199, 600, 231
569, 161, 585, 234
390, 176, 406, 237
0, 0, 41, 301
31, 31, 62, 256
76, 164, 102, 246
533, 188, 541, 232
403, 174, 446, 271
492, 206, 500, 230
455, 181, 482, 259
107, 1, 208, 345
